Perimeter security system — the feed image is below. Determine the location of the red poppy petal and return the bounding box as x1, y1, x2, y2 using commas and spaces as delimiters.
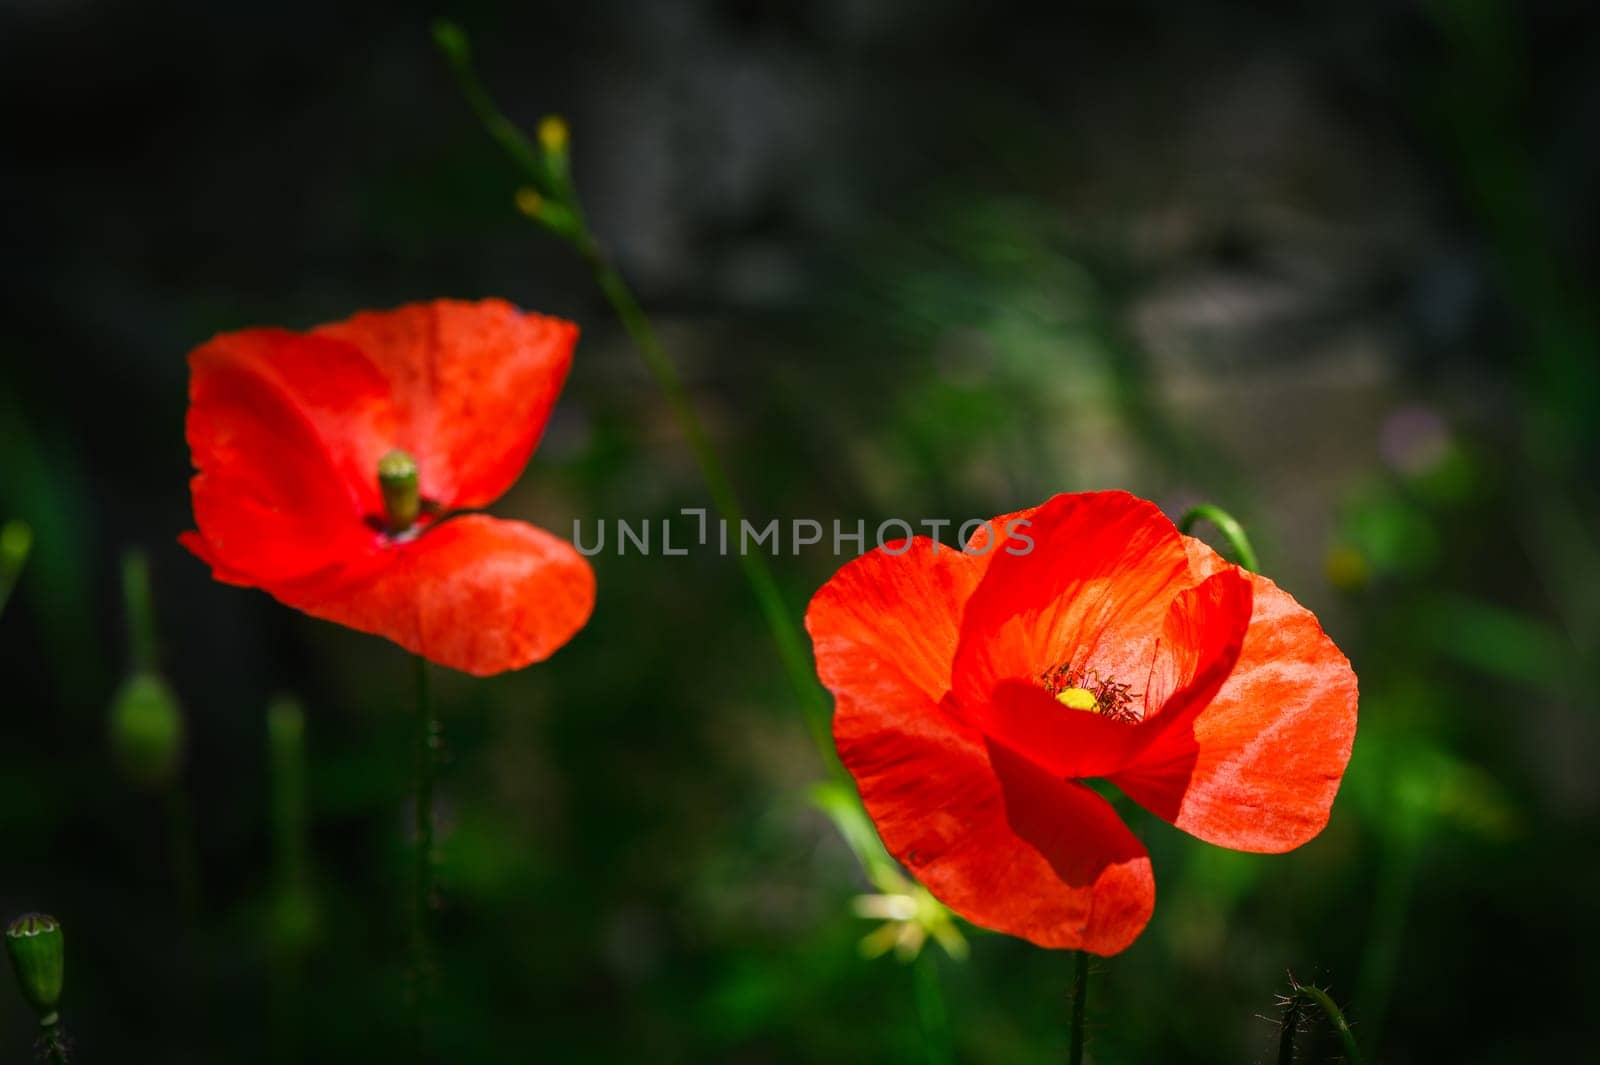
274, 515, 595, 676
186, 329, 391, 583
976, 566, 1251, 787
1135, 566, 1255, 738
1107, 569, 1253, 811
1127, 537, 1358, 852
806, 537, 987, 706
313, 300, 578, 510
837, 696, 1154, 953
961, 504, 1044, 554
180, 529, 265, 586
983, 680, 1144, 778
952, 491, 1194, 712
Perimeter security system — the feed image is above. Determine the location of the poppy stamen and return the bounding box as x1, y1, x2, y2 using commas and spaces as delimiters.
1039, 664, 1141, 723
377, 449, 421, 534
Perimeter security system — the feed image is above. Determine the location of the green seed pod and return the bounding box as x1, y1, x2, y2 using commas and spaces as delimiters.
109, 671, 186, 790
5, 913, 63, 1017
377, 449, 420, 533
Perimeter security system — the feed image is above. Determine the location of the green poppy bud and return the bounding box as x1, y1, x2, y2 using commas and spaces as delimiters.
6, 913, 63, 1018
109, 671, 186, 789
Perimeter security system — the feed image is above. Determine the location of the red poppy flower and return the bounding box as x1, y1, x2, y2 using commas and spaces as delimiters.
806, 491, 1357, 954
181, 298, 595, 676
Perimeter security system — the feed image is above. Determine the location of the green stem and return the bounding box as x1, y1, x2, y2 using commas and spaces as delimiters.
1290, 981, 1362, 1065
1068, 950, 1089, 1065
1176, 504, 1260, 574
913, 952, 951, 1065
431, 21, 546, 181
267, 697, 313, 1057
434, 21, 841, 778
410, 656, 437, 1038
578, 245, 840, 768
121, 551, 158, 672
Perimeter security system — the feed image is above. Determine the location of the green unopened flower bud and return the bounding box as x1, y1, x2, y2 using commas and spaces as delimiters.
6, 914, 63, 1018
378, 449, 420, 533
110, 671, 186, 789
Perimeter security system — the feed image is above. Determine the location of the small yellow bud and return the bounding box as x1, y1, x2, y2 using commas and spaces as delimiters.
537, 115, 569, 154
1056, 687, 1100, 713
514, 187, 545, 218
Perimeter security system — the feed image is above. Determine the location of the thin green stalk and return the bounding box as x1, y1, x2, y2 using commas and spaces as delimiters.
579, 246, 839, 766
1177, 503, 1260, 574
1068, 950, 1089, 1065
434, 19, 840, 778
117, 550, 202, 914
429, 21, 546, 181
410, 656, 437, 1040
431, 23, 974, 973
266, 697, 315, 1056
1289, 980, 1362, 1065
121, 551, 158, 672
913, 952, 951, 1065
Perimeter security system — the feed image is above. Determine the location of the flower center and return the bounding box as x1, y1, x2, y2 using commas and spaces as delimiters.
1038, 663, 1142, 723
377, 449, 420, 534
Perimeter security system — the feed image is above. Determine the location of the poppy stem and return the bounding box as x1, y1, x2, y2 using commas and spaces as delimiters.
40, 1018, 69, 1065
121, 551, 159, 672
1286, 979, 1363, 1065
1177, 504, 1260, 574
431, 25, 967, 962
432, 18, 841, 778
1276, 988, 1303, 1065
577, 245, 841, 768
913, 951, 951, 1065
409, 655, 438, 1042
1068, 950, 1090, 1065
267, 697, 314, 1059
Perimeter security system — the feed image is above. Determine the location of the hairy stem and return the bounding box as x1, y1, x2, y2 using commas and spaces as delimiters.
1277, 990, 1303, 1065
1289, 980, 1362, 1065
41, 1019, 69, 1064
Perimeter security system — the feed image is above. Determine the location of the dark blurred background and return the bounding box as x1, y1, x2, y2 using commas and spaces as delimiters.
3, 0, 1598, 1060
